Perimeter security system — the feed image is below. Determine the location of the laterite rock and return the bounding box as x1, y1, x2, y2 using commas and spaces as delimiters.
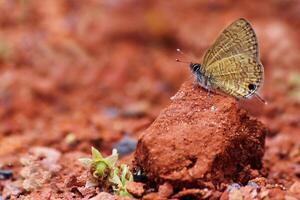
134, 79, 267, 189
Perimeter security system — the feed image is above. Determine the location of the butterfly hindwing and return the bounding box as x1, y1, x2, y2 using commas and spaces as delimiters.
208, 54, 263, 98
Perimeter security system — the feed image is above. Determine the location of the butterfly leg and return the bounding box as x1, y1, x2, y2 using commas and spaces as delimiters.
192, 81, 202, 90
207, 89, 211, 99
205, 76, 212, 102
254, 93, 267, 105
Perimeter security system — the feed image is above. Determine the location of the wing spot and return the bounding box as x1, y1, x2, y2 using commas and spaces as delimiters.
248, 83, 256, 91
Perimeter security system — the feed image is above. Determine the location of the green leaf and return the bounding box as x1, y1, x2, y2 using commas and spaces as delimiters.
80, 147, 134, 197
94, 161, 108, 177
110, 168, 122, 186
128, 171, 133, 182
120, 164, 133, 183
119, 190, 132, 197
91, 147, 103, 161
120, 164, 128, 185
106, 149, 118, 168
78, 158, 92, 167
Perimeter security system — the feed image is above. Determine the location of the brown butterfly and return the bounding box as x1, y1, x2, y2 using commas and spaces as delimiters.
178, 18, 265, 103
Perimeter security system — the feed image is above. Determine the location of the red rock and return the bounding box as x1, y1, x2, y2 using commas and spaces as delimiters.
88, 192, 117, 200
158, 182, 173, 198
134, 80, 267, 189
65, 174, 81, 187
172, 188, 212, 199
77, 186, 97, 198
220, 191, 229, 200
141, 192, 161, 200
141, 182, 173, 200
258, 189, 269, 199
288, 181, 300, 198
20, 147, 62, 191
285, 195, 298, 200
240, 185, 258, 200
2, 180, 24, 199
228, 189, 243, 200
126, 181, 145, 197
249, 177, 267, 187
268, 188, 286, 199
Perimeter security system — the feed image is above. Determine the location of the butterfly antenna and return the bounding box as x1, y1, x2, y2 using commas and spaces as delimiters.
176, 48, 195, 63
176, 58, 190, 63
254, 93, 268, 105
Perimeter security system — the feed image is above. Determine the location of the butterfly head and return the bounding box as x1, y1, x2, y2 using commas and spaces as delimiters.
190, 63, 201, 73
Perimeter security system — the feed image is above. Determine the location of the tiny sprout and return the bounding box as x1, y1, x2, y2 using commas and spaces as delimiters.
110, 164, 133, 197
78, 147, 133, 197
79, 147, 118, 179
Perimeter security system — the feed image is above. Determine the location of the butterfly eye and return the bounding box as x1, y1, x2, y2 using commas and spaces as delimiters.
191, 64, 200, 72
248, 83, 256, 91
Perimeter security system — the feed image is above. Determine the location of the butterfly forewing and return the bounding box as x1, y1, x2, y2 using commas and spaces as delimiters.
203, 18, 259, 67
201, 18, 263, 98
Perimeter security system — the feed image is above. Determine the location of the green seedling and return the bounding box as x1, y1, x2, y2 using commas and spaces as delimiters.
78, 147, 133, 197
78, 147, 118, 183
110, 164, 133, 197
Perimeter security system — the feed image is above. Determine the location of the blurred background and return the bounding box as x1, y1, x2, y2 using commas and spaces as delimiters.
0, 0, 300, 195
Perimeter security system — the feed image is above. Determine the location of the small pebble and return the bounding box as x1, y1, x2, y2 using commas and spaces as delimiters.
103, 107, 119, 118
211, 105, 217, 112
229, 189, 243, 200
0, 170, 13, 180
126, 182, 145, 197
113, 136, 137, 156
247, 181, 260, 189
226, 183, 241, 192
65, 133, 76, 145
289, 181, 300, 194
2, 181, 23, 199
89, 192, 116, 200
158, 182, 173, 198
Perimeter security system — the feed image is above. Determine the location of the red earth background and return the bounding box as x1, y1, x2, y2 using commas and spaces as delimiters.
0, 0, 300, 199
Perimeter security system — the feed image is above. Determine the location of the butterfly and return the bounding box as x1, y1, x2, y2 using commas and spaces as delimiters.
178, 18, 265, 103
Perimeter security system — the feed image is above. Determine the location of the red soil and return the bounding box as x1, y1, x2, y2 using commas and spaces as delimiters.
0, 0, 300, 199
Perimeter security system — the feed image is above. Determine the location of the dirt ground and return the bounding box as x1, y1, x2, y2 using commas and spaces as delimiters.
0, 0, 300, 199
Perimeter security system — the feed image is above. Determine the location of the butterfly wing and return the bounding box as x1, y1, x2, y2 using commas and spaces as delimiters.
203, 18, 259, 67
202, 18, 263, 98
208, 54, 263, 98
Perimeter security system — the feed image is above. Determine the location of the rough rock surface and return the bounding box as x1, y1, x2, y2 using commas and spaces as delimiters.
126, 182, 145, 197
134, 80, 267, 189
